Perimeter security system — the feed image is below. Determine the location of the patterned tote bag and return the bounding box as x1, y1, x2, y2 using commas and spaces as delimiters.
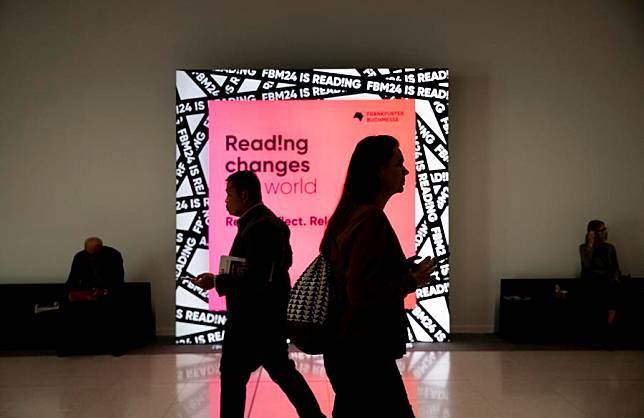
286, 254, 335, 354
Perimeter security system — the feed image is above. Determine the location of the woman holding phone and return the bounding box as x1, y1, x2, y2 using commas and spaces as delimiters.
320, 135, 440, 418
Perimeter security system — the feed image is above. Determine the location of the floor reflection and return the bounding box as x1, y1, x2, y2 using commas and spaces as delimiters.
173, 351, 456, 418
1, 348, 640, 417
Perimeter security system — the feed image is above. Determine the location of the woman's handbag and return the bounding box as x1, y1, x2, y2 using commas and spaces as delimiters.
286, 254, 334, 354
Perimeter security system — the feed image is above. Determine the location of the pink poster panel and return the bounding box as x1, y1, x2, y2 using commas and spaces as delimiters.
208, 99, 416, 311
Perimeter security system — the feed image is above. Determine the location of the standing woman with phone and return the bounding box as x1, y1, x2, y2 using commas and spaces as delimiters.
320, 135, 439, 418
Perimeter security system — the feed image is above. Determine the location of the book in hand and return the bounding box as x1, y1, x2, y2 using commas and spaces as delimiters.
219, 256, 247, 277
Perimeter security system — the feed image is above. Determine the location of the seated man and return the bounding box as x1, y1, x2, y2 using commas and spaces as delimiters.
57, 237, 126, 356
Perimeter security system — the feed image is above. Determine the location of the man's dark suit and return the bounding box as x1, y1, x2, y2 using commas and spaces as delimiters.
215, 204, 324, 418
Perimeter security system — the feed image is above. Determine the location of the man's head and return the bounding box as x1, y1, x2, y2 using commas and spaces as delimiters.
225, 171, 262, 216
84, 237, 104, 255
587, 220, 608, 242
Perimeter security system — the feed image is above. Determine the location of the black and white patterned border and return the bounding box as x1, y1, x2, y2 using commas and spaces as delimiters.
175, 68, 449, 344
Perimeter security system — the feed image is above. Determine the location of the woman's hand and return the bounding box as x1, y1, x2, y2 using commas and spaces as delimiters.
408, 256, 438, 287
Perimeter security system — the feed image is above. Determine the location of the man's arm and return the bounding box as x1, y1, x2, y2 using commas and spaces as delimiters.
66, 253, 97, 301
216, 220, 283, 297
113, 250, 125, 285
95, 249, 124, 297
66, 253, 82, 289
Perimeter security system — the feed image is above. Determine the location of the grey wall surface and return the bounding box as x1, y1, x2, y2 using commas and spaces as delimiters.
1, 0, 642, 335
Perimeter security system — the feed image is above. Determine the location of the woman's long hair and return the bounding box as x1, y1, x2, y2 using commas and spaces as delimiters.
320, 135, 399, 253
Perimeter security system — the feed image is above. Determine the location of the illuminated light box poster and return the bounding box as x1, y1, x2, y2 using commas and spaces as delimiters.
176, 69, 449, 345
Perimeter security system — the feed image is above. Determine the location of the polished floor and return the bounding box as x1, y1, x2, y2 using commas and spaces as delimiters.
1, 339, 643, 418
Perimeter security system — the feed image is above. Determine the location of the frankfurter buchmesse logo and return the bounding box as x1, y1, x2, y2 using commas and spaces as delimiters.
353, 112, 364, 121
365, 110, 403, 123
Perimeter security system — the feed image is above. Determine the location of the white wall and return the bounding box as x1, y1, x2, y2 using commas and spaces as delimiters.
1, 0, 642, 335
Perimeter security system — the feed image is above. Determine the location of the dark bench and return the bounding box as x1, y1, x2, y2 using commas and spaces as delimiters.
0, 282, 156, 351
499, 277, 644, 347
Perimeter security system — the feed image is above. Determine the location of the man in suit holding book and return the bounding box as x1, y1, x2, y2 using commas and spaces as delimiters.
193, 170, 325, 418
